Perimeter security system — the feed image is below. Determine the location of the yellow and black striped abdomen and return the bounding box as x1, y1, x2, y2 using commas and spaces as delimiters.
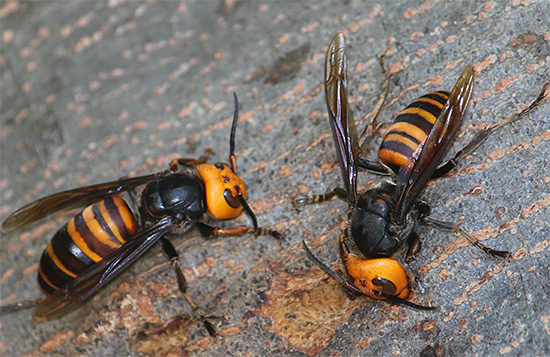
38, 196, 137, 294
378, 91, 450, 174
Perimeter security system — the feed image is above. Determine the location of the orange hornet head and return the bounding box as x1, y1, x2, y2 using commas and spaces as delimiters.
195, 162, 247, 219
194, 93, 261, 235
343, 254, 410, 300
339, 232, 409, 300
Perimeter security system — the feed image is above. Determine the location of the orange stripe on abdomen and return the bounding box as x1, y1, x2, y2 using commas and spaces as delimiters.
99, 197, 137, 245
37, 197, 138, 294
378, 91, 449, 174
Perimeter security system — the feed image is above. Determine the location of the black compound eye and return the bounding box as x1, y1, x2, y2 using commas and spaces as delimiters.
224, 188, 241, 208
215, 163, 225, 170
372, 277, 397, 296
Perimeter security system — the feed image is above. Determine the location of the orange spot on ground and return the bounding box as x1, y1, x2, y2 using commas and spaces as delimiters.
474, 54, 497, 74
425, 75, 443, 86
279, 165, 291, 178
494, 75, 520, 92
446, 35, 457, 43
40, 331, 75, 353
484, 1, 496, 10
523, 34, 536, 43
388, 60, 404, 75
403, 8, 417, 19
409, 31, 423, 41
278, 33, 291, 45
464, 15, 476, 25
429, 40, 443, 52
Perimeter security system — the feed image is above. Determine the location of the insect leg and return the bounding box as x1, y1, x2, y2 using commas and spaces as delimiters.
405, 231, 422, 262
405, 201, 430, 261
159, 237, 217, 337
293, 187, 347, 209
196, 222, 282, 240
431, 81, 549, 179
168, 157, 210, 171
0, 300, 39, 314
420, 216, 510, 258
357, 158, 392, 174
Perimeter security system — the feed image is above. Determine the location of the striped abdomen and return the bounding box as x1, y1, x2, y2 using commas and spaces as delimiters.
378, 91, 450, 174
38, 196, 137, 294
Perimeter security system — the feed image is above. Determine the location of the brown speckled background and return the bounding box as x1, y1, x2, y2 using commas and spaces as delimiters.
1, 1, 549, 355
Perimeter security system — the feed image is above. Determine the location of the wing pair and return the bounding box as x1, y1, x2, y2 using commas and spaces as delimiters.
1, 173, 173, 318
325, 32, 474, 222
1, 173, 161, 233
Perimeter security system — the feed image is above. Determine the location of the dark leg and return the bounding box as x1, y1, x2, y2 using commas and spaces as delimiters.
169, 155, 211, 172
196, 222, 282, 240
169, 148, 214, 171
405, 201, 429, 261
293, 187, 347, 209
416, 200, 431, 216
159, 237, 217, 337
419, 215, 510, 258
0, 300, 38, 314
357, 158, 392, 175
431, 81, 549, 179
405, 231, 422, 262
406, 201, 429, 261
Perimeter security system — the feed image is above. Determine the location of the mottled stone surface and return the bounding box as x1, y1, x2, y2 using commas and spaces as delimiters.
1, 1, 549, 355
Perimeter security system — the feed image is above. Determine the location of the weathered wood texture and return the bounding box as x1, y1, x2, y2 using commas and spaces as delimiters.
1, 1, 549, 355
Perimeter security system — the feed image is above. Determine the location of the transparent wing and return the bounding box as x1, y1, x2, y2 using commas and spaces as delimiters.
2, 173, 160, 232
395, 65, 475, 222
34, 217, 176, 318
325, 32, 359, 207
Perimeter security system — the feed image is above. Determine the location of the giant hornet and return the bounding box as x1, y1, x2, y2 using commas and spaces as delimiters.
0, 94, 281, 336
297, 32, 549, 309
